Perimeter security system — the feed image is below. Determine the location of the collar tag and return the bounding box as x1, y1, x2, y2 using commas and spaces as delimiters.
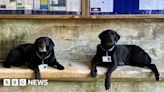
38, 64, 48, 71
102, 56, 112, 62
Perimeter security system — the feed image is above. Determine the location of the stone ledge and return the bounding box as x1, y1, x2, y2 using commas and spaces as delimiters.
0, 61, 163, 81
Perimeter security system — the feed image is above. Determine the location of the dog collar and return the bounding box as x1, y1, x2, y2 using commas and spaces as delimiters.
100, 45, 115, 52
36, 52, 51, 64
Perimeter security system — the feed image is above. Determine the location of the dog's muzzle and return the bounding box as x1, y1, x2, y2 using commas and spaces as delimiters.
39, 46, 47, 52
102, 41, 115, 46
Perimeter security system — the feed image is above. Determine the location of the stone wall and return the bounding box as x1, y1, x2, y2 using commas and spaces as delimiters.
0, 19, 164, 92
0, 19, 163, 64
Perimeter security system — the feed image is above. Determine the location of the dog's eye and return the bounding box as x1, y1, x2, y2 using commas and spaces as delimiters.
45, 40, 49, 43
111, 32, 114, 35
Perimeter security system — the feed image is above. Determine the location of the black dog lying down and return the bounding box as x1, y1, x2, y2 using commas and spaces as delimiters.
91, 29, 160, 90
3, 37, 64, 79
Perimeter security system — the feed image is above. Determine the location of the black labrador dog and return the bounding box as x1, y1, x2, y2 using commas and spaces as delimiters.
91, 29, 160, 90
3, 37, 64, 79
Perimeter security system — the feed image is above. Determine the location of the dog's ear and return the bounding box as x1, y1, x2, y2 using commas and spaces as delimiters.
114, 31, 120, 42
48, 38, 55, 47
34, 38, 40, 47
98, 31, 105, 40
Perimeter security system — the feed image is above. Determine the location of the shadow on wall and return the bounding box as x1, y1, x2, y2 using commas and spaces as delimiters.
0, 33, 26, 61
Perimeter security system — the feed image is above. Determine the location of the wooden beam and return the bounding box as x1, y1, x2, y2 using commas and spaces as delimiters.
0, 14, 164, 19
81, 0, 86, 16
85, 0, 90, 16
0, 15, 83, 19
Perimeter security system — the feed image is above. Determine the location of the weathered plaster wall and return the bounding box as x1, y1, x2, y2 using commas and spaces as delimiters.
0, 19, 163, 64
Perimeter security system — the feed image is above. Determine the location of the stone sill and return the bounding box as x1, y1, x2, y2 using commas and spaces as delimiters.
0, 61, 163, 81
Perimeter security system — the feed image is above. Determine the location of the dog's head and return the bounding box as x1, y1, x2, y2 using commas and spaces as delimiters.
99, 29, 120, 46
34, 37, 54, 53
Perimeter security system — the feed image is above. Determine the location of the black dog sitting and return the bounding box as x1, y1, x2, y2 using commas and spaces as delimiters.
3, 37, 64, 79
91, 29, 160, 90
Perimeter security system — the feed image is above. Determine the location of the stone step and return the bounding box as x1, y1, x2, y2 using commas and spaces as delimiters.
0, 61, 163, 81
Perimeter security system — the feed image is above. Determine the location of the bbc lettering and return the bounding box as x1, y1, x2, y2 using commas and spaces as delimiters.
3, 79, 10, 86
3, 79, 48, 86
4, 79, 27, 86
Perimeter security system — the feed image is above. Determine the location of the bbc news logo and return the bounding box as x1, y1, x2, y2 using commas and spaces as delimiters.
3, 79, 48, 86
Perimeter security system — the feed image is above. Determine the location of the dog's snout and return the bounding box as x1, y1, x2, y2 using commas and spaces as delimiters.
108, 39, 114, 42
102, 38, 115, 45
39, 45, 47, 52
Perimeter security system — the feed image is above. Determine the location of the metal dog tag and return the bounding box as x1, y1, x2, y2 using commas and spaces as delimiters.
38, 64, 48, 71
102, 56, 112, 62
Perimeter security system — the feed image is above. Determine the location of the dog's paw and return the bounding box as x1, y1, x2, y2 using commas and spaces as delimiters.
105, 80, 111, 90
155, 73, 160, 81
35, 74, 41, 80
118, 62, 124, 66
91, 70, 97, 78
35, 77, 41, 80
57, 65, 64, 70
155, 75, 160, 81
2, 65, 11, 68
156, 77, 161, 81
35, 76, 41, 80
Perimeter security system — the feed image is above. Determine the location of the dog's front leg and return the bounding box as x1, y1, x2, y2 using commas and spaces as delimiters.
91, 62, 97, 78
34, 68, 41, 80
91, 46, 101, 78
91, 54, 98, 78
105, 65, 117, 90
50, 60, 64, 70
55, 61, 64, 70
28, 62, 41, 79
105, 52, 117, 90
